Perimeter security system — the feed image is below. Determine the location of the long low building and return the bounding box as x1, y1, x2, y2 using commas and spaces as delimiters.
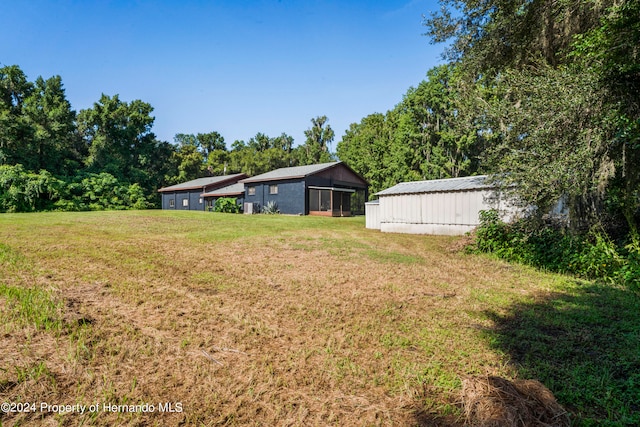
366, 175, 517, 235
157, 174, 247, 211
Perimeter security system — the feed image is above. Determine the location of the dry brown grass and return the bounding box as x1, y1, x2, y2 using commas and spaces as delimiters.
0, 211, 567, 426
461, 376, 569, 427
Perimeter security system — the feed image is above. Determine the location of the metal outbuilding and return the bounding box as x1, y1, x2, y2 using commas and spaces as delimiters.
367, 175, 516, 235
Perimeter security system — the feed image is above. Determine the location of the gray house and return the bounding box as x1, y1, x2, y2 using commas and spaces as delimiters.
158, 174, 247, 211
240, 162, 368, 216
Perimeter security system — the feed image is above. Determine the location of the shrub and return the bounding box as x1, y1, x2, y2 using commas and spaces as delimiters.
0, 165, 63, 212
214, 197, 240, 213
472, 209, 639, 290
261, 200, 279, 214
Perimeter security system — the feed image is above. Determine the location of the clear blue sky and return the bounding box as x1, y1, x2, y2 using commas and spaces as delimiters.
1, 0, 445, 149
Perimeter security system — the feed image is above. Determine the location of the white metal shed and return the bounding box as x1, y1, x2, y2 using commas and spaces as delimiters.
367, 175, 516, 235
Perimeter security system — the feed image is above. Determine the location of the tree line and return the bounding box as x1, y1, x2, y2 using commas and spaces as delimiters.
0, 64, 335, 212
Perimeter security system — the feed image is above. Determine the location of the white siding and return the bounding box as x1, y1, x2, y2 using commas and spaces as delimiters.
377, 189, 512, 235
365, 202, 380, 229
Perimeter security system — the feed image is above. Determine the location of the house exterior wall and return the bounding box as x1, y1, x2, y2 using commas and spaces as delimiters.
244, 179, 306, 215
161, 190, 206, 211
313, 165, 368, 188
377, 189, 515, 235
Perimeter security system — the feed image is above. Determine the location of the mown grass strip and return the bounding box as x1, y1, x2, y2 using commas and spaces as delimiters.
0, 284, 62, 331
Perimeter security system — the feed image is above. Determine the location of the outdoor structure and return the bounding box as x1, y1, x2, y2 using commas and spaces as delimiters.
366, 175, 517, 235
240, 162, 368, 216
158, 174, 247, 211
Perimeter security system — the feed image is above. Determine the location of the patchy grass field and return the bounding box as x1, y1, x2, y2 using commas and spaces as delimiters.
0, 211, 638, 426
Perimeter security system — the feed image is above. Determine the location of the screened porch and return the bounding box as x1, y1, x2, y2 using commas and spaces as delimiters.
308, 187, 355, 217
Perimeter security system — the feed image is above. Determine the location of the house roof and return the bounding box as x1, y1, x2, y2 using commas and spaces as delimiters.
239, 162, 341, 183
201, 182, 245, 197
375, 175, 491, 196
158, 173, 246, 192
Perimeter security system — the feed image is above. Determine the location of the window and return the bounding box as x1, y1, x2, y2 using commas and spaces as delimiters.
269, 185, 278, 195
169, 199, 175, 208
199, 198, 203, 204
182, 199, 189, 207
248, 187, 256, 196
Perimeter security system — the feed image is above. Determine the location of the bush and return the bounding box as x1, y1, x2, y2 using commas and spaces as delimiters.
472, 210, 639, 290
214, 197, 240, 213
0, 165, 63, 212
261, 200, 279, 214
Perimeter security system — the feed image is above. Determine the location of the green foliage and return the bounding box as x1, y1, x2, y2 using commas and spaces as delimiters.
0, 168, 150, 212
0, 164, 63, 212
298, 116, 335, 165
424, 0, 639, 249
337, 64, 486, 196
225, 132, 298, 176
53, 173, 149, 211
213, 197, 239, 214
472, 210, 640, 291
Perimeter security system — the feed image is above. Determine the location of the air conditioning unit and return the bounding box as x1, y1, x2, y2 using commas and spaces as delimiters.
244, 202, 254, 214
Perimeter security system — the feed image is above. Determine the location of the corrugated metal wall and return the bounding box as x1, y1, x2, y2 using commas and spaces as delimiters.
380, 190, 486, 225
377, 190, 501, 235
365, 202, 380, 229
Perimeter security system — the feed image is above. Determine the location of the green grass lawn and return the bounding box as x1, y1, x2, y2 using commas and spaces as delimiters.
0, 210, 638, 426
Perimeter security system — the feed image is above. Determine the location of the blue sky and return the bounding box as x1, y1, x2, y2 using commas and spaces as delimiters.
1, 0, 445, 149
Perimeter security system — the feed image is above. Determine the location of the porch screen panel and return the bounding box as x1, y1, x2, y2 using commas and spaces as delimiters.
343, 192, 351, 212
309, 189, 319, 211
320, 190, 331, 211
332, 191, 341, 214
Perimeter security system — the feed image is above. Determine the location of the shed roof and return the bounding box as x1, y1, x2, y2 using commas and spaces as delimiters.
240, 162, 340, 183
375, 175, 491, 196
158, 173, 246, 192
201, 182, 245, 197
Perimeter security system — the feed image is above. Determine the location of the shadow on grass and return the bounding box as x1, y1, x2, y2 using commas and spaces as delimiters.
482, 281, 640, 426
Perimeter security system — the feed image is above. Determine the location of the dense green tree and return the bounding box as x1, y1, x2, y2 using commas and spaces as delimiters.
226, 133, 297, 175
78, 94, 156, 181
0, 65, 33, 167
23, 76, 80, 175
0, 164, 62, 212
197, 131, 226, 157
424, 0, 639, 236
298, 116, 335, 165
170, 136, 206, 183
338, 65, 484, 196
337, 113, 391, 195
424, 0, 611, 73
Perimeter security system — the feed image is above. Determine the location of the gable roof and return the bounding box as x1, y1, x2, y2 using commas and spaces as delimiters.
201, 182, 245, 197
375, 175, 491, 196
239, 162, 342, 184
158, 173, 246, 192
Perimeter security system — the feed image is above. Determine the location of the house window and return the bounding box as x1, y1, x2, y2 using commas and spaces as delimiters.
199, 198, 203, 204
269, 185, 278, 195
169, 199, 175, 208
182, 199, 189, 207
248, 187, 256, 196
